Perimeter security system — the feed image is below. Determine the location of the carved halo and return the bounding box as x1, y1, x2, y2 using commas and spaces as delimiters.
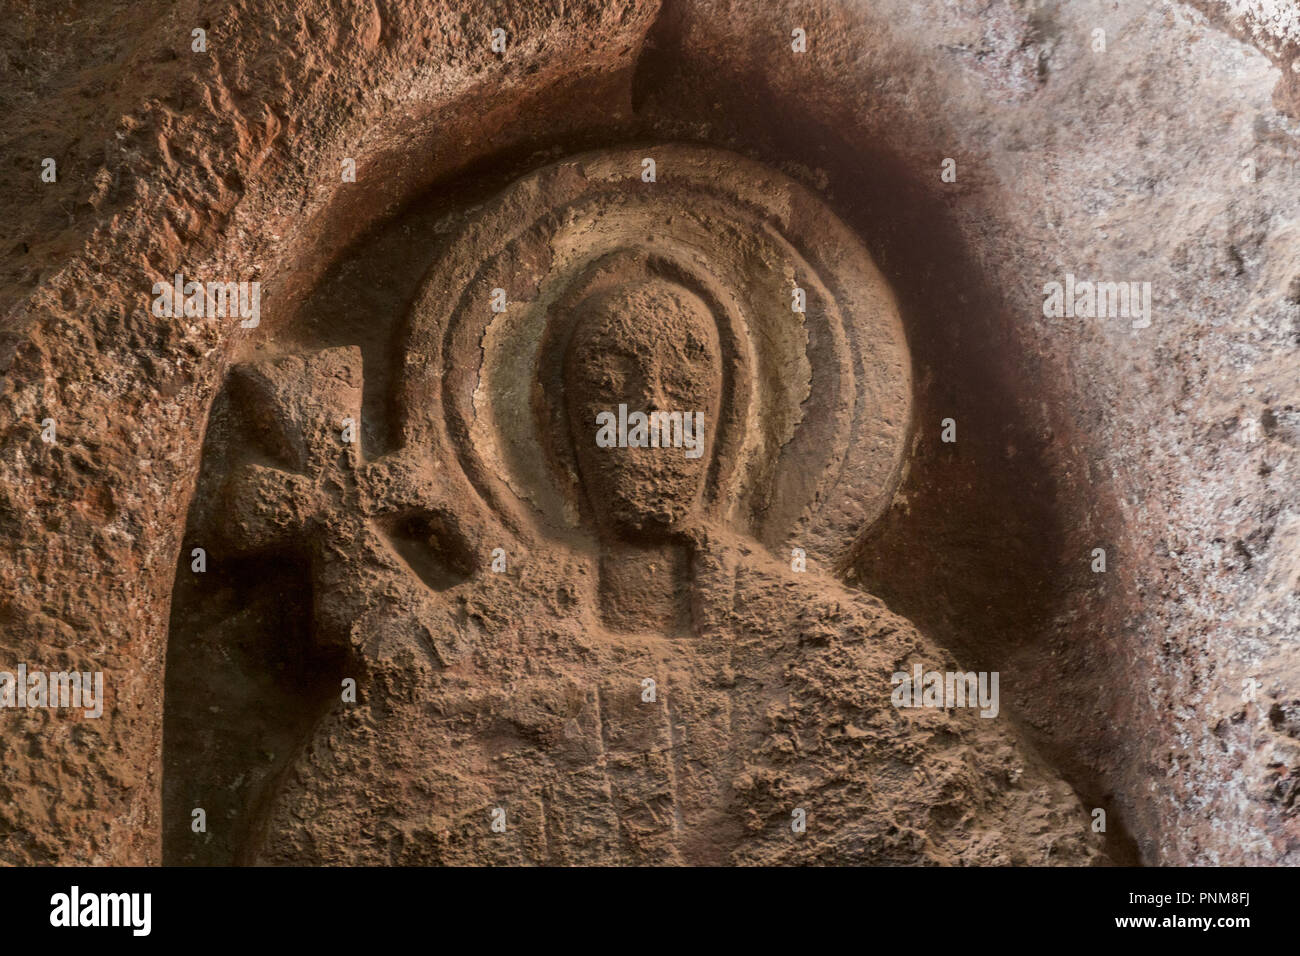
398, 145, 913, 562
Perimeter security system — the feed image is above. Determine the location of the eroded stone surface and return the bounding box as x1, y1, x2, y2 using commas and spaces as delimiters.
162, 146, 1096, 865
1, 0, 1297, 865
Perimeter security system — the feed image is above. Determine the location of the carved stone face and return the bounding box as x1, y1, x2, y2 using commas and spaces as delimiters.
562, 278, 722, 538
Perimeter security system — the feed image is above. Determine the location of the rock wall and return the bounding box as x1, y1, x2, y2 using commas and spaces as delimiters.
1, 0, 1296, 865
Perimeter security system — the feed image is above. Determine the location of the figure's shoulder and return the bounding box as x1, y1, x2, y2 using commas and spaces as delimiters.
688, 526, 918, 656
683, 532, 1102, 867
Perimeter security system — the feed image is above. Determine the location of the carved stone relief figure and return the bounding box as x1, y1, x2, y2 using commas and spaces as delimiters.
166, 146, 1098, 865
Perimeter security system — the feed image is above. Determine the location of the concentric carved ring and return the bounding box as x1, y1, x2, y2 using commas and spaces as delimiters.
399, 145, 912, 559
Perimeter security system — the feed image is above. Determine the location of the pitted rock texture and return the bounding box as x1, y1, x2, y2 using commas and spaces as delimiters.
163, 147, 1098, 865
1, 0, 1297, 866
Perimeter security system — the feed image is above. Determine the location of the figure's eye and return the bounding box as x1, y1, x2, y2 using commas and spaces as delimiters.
601, 361, 633, 395
578, 355, 636, 402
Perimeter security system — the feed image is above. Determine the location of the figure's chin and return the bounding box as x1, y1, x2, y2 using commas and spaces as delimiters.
603, 509, 686, 542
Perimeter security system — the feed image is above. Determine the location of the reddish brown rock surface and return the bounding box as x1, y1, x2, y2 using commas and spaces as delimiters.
1, 0, 1297, 865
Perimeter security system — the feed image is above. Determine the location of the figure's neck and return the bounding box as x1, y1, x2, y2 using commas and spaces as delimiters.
596, 536, 692, 636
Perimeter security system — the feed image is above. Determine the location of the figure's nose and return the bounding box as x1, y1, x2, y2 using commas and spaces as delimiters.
621, 369, 660, 409
641, 368, 668, 410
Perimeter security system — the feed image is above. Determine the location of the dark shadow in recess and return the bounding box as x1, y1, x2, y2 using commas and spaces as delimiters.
162, 384, 345, 866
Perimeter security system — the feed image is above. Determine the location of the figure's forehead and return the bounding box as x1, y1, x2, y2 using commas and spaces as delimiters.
567, 278, 721, 363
